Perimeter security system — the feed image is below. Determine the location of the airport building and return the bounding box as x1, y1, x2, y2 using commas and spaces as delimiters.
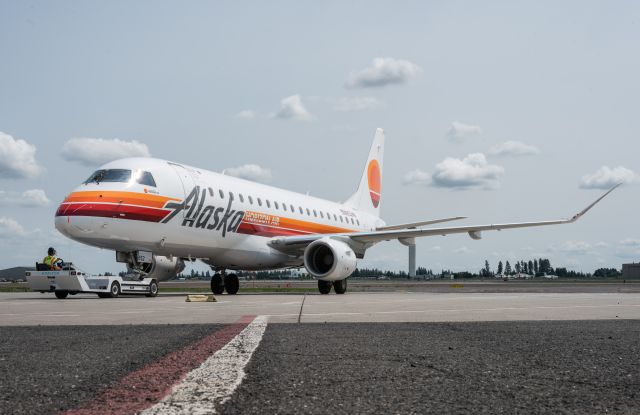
622, 263, 640, 279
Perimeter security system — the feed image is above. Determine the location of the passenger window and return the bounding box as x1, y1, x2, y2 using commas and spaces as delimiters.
313, 210, 317, 217
351, 218, 355, 224
339, 216, 343, 223
219, 190, 225, 199
239, 194, 244, 203
84, 169, 131, 184
333, 214, 338, 221
266, 200, 271, 208
282, 203, 287, 212
290, 204, 295, 212
299, 207, 303, 214
248, 195, 253, 204
357, 219, 360, 226
257, 198, 262, 206
319, 211, 324, 218
135, 171, 156, 187
229, 192, 234, 200
274, 201, 279, 209
306, 208, 310, 216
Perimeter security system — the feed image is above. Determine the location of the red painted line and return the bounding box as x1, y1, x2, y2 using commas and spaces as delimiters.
62, 315, 256, 415
56, 203, 170, 223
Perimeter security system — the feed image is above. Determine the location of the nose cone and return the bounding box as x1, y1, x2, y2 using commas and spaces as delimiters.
55, 199, 98, 241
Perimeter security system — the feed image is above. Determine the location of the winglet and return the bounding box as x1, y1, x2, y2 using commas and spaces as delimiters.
569, 183, 621, 223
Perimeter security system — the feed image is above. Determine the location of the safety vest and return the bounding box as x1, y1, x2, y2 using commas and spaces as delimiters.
43, 255, 58, 269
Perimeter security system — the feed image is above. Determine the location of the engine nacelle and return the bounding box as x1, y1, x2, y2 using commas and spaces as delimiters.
120, 252, 186, 282
146, 255, 186, 281
303, 238, 357, 281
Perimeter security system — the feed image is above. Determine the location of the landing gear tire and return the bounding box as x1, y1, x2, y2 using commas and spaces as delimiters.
224, 274, 240, 295
318, 280, 332, 294
146, 280, 159, 297
109, 281, 121, 298
211, 274, 224, 295
55, 290, 68, 299
333, 279, 347, 294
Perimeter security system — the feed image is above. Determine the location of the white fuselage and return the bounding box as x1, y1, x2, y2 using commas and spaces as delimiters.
55, 158, 383, 270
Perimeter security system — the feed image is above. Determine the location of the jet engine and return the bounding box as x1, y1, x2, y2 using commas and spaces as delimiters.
143, 255, 186, 281
118, 251, 185, 282
303, 238, 357, 281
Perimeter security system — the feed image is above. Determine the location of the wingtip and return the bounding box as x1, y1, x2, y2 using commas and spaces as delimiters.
571, 182, 620, 222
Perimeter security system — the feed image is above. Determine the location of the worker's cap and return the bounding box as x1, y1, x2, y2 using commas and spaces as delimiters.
48, 247, 56, 255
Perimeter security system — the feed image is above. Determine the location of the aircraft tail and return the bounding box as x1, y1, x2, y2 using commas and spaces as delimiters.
345, 128, 384, 217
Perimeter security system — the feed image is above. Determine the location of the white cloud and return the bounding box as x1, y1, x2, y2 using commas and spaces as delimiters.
235, 110, 257, 119
0, 189, 50, 207
453, 246, 471, 254
446, 121, 482, 142
489, 140, 540, 156
594, 241, 609, 248
579, 166, 638, 189
345, 57, 422, 88
61, 138, 151, 166
619, 238, 640, 248
225, 164, 272, 183
403, 169, 432, 186
0, 131, 42, 179
432, 153, 504, 190
333, 97, 382, 112
0, 217, 26, 237
558, 240, 592, 254
274, 95, 312, 121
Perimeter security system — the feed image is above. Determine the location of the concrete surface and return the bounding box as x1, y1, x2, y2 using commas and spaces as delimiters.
1, 291, 640, 325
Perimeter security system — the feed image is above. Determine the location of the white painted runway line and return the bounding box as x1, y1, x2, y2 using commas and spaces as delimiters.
142, 315, 268, 415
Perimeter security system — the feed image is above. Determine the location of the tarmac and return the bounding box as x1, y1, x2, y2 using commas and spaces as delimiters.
1, 285, 640, 414
1, 290, 640, 325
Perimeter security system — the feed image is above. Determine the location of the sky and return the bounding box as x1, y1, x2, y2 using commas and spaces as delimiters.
0, 1, 639, 275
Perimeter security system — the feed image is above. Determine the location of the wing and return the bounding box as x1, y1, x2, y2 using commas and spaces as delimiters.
268, 184, 620, 256
376, 216, 466, 231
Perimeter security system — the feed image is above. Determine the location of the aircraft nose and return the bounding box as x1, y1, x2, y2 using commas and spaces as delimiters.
55, 202, 98, 238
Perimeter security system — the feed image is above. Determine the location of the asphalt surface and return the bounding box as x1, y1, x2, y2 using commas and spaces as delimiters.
0, 324, 222, 415
221, 320, 640, 414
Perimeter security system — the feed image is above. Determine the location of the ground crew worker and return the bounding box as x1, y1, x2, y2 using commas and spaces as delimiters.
43, 247, 61, 270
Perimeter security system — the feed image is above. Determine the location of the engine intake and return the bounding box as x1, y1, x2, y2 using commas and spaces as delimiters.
304, 238, 356, 281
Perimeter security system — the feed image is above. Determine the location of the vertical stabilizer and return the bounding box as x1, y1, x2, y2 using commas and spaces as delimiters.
345, 128, 384, 217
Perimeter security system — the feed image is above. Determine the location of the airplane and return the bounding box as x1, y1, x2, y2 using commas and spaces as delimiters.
55, 128, 618, 295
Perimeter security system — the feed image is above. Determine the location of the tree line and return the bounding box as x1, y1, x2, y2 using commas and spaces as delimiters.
166, 258, 622, 281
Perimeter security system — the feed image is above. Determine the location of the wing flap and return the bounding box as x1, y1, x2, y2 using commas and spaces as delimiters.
376, 216, 466, 231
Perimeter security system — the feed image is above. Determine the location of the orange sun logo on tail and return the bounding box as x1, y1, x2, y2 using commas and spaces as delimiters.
367, 160, 381, 208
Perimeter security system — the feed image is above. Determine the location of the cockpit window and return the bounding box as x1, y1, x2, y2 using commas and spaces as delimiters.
84, 169, 131, 184
134, 171, 157, 187
83, 169, 156, 187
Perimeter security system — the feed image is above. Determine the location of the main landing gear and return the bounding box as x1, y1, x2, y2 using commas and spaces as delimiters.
210, 271, 240, 295
318, 279, 348, 295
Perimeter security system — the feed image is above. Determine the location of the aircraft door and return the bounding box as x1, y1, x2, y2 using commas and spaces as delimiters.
169, 162, 198, 218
